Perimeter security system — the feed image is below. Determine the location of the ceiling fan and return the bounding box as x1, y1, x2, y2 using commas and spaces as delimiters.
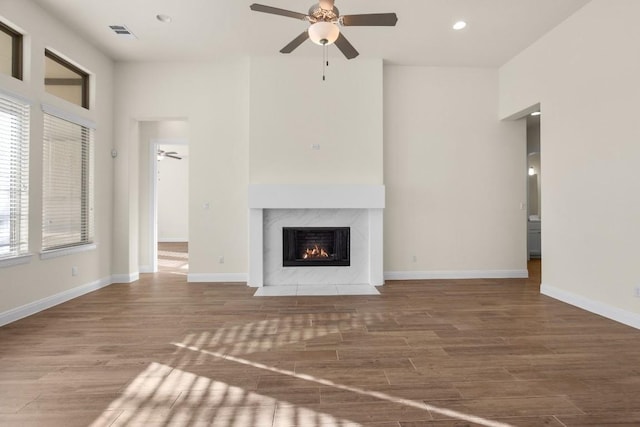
157, 149, 182, 160
249, 0, 398, 59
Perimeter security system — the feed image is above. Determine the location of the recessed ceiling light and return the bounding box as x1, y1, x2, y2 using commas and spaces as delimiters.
531, 111, 541, 116
453, 21, 467, 30
156, 14, 172, 23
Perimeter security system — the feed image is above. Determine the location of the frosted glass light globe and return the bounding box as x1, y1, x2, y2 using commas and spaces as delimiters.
308, 22, 340, 45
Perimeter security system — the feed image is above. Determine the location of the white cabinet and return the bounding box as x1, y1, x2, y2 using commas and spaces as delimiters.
528, 221, 541, 258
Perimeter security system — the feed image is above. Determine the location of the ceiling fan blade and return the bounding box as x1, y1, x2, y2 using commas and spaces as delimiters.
280, 31, 309, 54
341, 13, 398, 26
334, 33, 359, 59
166, 154, 182, 160
250, 4, 308, 20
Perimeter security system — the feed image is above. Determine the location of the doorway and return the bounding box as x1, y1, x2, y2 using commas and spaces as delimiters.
155, 142, 189, 274
526, 112, 541, 281
138, 120, 189, 275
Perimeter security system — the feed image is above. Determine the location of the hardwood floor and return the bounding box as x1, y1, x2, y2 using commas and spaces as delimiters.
1, 260, 640, 426
157, 242, 189, 274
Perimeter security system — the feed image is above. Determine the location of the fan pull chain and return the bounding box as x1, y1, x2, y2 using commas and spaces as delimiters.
326, 43, 330, 68
322, 44, 327, 81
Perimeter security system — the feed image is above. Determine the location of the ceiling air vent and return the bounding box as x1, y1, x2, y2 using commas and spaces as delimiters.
109, 25, 137, 39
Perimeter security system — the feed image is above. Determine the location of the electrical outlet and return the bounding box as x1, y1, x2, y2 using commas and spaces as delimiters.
71, 266, 78, 276
634, 286, 640, 298
312, 144, 320, 150
411, 255, 417, 263
218, 256, 224, 264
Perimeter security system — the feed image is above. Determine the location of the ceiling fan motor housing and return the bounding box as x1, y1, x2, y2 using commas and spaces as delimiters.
308, 4, 339, 23
318, 0, 335, 11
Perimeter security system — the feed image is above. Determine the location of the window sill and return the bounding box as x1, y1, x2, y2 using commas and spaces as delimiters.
40, 243, 97, 260
0, 253, 33, 268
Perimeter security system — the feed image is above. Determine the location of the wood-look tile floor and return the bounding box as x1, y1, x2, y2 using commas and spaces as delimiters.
2, 257, 640, 426
157, 242, 189, 274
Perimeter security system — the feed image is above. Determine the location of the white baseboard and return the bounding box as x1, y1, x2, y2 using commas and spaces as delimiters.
384, 269, 529, 281
0, 276, 113, 327
158, 238, 188, 243
541, 283, 640, 330
111, 272, 139, 283
139, 266, 154, 274
188, 273, 247, 283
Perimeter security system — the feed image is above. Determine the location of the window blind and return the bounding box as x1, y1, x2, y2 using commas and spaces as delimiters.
42, 112, 94, 251
0, 93, 30, 258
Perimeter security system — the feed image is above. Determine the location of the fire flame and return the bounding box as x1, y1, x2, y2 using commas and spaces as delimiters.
302, 245, 329, 259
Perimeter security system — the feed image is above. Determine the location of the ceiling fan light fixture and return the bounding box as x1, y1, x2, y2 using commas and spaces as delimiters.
308, 21, 340, 45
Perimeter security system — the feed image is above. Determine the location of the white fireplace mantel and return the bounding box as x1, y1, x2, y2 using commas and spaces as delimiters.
249, 184, 385, 209
248, 184, 385, 287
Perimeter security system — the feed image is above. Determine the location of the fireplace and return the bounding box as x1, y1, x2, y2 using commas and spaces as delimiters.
283, 227, 350, 267
248, 184, 385, 287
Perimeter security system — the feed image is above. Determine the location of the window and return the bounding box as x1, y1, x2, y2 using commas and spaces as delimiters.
0, 21, 23, 80
42, 108, 94, 251
44, 50, 89, 109
0, 92, 30, 259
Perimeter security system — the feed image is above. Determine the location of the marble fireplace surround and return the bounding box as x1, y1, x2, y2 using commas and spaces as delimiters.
248, 184, 385, 287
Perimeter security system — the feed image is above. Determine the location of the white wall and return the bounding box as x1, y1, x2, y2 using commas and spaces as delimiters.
499, 0, 640, 323
249, 57, 383, 185
384, 66, 527, 277
0, 0, 114, 315
157, 143, 189, 242
114, 60, 249, 278
116, 57, 528, 282
116, 56, 383, 281
114, 57, 382, 279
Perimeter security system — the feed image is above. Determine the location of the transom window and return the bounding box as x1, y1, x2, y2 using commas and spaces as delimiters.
0, 21, 23, 80
44, 50, 89, 109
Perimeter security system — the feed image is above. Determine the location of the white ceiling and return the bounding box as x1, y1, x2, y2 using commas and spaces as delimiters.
31, 0, 590, 66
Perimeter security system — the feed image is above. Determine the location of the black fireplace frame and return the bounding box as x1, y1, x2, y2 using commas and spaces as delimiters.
282, 227, 350, 267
